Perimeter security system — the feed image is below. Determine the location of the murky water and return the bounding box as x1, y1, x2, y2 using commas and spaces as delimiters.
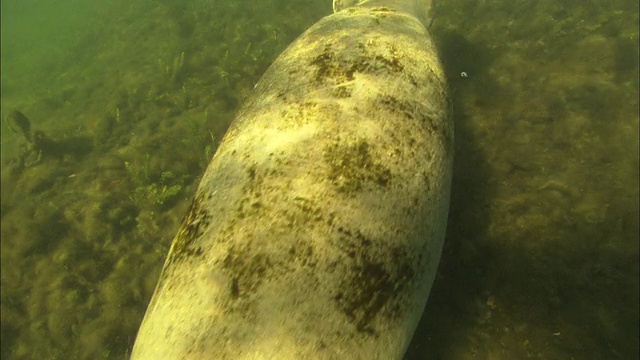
1, 0, 637, 358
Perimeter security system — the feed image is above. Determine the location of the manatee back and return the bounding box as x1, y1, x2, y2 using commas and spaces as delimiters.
333, 0, 433, 22
132, 6, 451, 360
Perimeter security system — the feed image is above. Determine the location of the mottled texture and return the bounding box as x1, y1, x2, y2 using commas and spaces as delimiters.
133, 4, 451, 359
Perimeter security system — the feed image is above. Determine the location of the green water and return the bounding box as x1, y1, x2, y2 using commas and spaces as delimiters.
1, 0, 637, 358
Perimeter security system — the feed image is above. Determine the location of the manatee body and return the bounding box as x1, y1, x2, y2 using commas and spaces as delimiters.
132, 1, 452, 358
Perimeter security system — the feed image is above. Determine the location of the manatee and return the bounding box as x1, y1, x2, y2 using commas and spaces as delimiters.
132, 0, 452, 358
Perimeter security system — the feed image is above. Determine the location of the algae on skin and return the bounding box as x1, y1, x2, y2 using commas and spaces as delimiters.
1, 0, 637, 359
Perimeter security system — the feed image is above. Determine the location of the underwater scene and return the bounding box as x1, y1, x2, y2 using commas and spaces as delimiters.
1, 0, 638, 358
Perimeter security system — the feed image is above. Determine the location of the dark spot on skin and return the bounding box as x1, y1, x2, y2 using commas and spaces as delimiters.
222, 248, 272, 301
220, 163, 323, 307
290, 196, 324, 224
236, 164, 266, 220
230, 277, 239, 298
247, 164, 256, 181
379, 95, 417, 121
285, 241, 317, 269
335, 262, 393, 335
166, 192, 211, 265
324, 139, 391, 194
309, 46, 404, 86
378, 93, 453, 157
330, 226, 416, 335
332, 85, 352, 98
326, 214, 335, 227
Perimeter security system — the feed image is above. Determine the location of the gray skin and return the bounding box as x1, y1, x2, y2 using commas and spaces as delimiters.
132, 1, 451, 359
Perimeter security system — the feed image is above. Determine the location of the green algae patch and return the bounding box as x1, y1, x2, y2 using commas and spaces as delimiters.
324, 138, 391, 194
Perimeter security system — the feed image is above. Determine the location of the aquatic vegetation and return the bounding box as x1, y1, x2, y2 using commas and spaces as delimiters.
124, 155, 186, 208
130, 171, 183, 206
1, 0, 636, 358
156, 51, 186, 85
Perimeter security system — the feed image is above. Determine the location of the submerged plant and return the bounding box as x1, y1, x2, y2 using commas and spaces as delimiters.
125, 156, 186, 208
